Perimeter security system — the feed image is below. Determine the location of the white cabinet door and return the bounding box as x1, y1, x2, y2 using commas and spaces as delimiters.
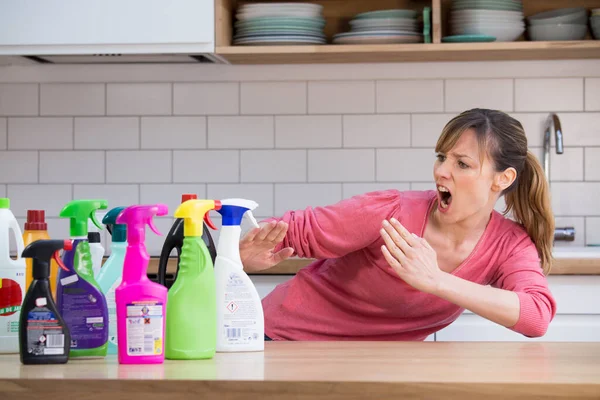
0, 0, 214, 55
436, 314, 600, 342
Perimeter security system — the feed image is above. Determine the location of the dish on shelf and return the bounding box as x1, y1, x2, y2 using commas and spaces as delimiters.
334, 8, 423, 45
592, 14, 600, 39
233, 3, 326, 46
442, 34, 496, 42
526, 7, 588, 41
449, 0, 525, 42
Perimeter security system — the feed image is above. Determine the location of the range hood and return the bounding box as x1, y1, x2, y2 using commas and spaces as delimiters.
0, 0, 225, 64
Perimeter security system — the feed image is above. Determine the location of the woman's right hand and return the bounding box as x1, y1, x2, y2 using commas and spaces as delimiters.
240, 220, 295, 272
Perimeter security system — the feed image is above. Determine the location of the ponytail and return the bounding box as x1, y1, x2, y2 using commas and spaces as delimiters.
504, 151, 554, 275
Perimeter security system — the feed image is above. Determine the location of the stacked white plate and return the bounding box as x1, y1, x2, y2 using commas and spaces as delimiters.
449, 0, 525, 42
333, 9, 423, 44
234, 3, 326, 45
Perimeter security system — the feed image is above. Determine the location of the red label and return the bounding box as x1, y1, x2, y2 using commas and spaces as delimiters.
0, 279, 23, 316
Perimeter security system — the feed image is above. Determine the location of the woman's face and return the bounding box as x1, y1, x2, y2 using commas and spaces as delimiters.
433, 128, 501, 223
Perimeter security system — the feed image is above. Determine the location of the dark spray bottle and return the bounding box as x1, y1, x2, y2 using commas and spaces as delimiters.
19, 239, 73, 364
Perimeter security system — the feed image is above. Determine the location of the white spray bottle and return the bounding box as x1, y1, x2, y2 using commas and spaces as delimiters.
214, 198, 264, 352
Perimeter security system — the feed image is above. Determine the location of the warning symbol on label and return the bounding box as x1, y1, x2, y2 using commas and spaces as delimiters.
227, 301, 238, 313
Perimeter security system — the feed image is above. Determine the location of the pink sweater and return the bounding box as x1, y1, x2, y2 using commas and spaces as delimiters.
262, 190, 557, 341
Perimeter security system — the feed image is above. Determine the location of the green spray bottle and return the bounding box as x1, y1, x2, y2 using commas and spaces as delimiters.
56, 199, 109, 358
165, 199, 221, 360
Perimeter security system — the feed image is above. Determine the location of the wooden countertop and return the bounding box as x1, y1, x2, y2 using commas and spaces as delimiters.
148, 254, 600, 276
1, 342, 600, 399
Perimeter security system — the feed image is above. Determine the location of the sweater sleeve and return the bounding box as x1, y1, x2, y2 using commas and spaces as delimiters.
263, 190, 401, 259
490, 237, 557, 338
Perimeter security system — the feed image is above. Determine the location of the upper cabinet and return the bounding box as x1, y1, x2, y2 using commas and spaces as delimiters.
215, 0, 600, 64
0, 0, 217, 63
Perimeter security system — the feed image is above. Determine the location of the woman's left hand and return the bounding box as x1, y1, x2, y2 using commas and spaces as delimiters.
380, 218, 444, 294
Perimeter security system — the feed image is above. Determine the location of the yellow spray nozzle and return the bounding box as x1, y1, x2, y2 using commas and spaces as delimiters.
174, 199, 221, 237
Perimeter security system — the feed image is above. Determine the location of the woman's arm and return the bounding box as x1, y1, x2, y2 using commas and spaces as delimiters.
380, 218, 556, 337
264, 190, 402, 259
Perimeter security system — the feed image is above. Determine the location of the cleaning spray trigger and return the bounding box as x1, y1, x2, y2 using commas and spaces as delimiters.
204, 212, 218, 230
90, 210, 103, 230
53, 241, 72, 272
244, 211, 260, 229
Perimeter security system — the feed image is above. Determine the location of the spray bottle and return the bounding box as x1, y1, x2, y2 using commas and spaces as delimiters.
165, 199, 221, 360
19, 239, 72, 364
0, 198, 26, 354
56, 199, 109, 358
214, 198, 264, 352
158, 194, 217, 289
115, 204, 168, 364
96, 206, 127, 355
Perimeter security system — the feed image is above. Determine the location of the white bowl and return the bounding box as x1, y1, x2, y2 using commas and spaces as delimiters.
528, 23, 588, 41
527, 7, 587, 25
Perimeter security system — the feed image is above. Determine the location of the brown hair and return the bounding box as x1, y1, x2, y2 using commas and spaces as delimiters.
435, 108, 554, 275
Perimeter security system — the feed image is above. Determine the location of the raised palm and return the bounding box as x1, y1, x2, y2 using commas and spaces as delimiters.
240, 221, 294, 272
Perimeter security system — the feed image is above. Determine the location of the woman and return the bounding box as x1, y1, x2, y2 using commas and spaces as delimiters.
241, 108, 557, 341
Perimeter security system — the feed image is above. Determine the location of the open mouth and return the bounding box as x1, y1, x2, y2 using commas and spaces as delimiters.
437, 185, 452, 210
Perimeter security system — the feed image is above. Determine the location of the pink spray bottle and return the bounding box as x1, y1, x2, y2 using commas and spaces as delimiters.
115, 204, 168, 364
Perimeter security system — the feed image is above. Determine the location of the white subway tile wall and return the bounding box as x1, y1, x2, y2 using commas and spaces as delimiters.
1, 61, 598, 253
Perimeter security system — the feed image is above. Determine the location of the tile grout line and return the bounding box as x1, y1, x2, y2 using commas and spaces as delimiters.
5, 118, 7, 149
104, 150, 107, 184
72, 117, 75, 150
104, 83, 108, 116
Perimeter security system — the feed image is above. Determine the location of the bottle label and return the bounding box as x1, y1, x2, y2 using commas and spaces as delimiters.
0, 274, 25, 337
106, 278, 121, 347
26, 304, 66, 356
59, 240, 108, 350
222, 272, 261, 345
61, 287, 107, 349
126, 302, 163, 356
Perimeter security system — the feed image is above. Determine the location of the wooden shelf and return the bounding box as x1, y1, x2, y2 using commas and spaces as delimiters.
217, 40, 600, 64
215, 0, 600, 64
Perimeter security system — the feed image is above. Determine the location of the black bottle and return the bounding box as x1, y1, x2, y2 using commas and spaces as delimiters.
19, 239, 73, 364
157, 194, 217, 288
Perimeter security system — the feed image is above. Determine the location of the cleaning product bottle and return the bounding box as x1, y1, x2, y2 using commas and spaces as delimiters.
56, 199, 109, 358
214, 198, 264, 352
96, 206, 127, 355
115, 204, 168, 365
23, 210, 59, 298
158, 194, 217, 289
88, 231, 104, 277
20, 239, 73, 364
0, 198, 26, 354
165, 199, 221, 360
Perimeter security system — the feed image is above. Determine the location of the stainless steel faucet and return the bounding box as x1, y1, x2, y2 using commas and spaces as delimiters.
542, 113, 575, 242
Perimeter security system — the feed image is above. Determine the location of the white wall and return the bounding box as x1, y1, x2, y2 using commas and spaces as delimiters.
0, 59, 599, 255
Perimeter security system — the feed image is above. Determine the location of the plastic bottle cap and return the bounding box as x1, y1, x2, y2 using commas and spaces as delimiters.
0, 198, 9, 209
181, 193, 197, 203
25, 210, 47, 230
88, 232, 101, 243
